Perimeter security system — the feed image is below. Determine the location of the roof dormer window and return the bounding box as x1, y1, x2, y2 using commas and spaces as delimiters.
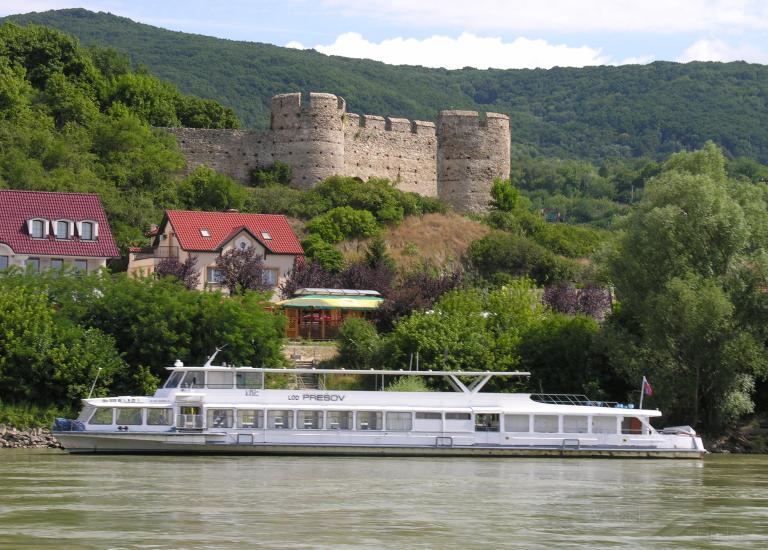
55, 220, 73, 240
77, 220, 98, 241
28, 219, 48, 239
200, 229, 211, 237
261, 231, 272, 241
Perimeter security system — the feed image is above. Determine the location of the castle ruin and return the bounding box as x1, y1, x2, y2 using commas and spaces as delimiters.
167, 92, 511, 213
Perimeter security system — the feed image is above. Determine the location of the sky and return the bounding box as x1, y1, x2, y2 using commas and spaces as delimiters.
1, 0, 767, 70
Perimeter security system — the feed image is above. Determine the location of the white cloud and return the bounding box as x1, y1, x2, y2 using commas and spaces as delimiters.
309, 32, 613, 69
322, 0, 768, 33
677, 38, 768, 63
285, 40, 305, 49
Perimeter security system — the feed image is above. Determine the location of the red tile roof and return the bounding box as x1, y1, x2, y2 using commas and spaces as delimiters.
0, 190, 120, 258
165, 210, 304, 255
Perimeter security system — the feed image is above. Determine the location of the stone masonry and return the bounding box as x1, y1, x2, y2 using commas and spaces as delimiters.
166, 92, 511, 213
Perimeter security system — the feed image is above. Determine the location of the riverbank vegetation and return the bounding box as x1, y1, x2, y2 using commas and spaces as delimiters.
2, 21, 768, 439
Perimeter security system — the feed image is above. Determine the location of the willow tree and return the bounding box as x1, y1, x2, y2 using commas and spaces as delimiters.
603, 142, 768, 431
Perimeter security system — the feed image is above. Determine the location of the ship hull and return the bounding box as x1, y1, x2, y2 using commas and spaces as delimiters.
56, 432, 705, 459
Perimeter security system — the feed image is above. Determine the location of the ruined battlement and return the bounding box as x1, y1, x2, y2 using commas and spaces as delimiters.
168, 92, 510, 212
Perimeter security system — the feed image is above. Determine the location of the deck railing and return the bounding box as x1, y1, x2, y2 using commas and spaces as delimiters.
530, 394, 628, 408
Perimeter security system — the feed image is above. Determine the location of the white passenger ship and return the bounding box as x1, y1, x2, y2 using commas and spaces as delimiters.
54, 353, 706, 458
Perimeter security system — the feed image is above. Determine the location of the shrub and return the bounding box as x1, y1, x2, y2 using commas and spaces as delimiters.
305, 206, 379, 243
467, 232, 576, 285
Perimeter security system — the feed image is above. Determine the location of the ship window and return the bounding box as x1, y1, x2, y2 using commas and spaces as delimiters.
327, 411, 353, 430
298, 410, 324, 429
386, 412, 413, 431
475, 414, 500, 432
445, 413, 471, 420
238, 410, 264, 428
164, 372, 184, 388
534, 415, 559, 433
415, 412, 441, 419
117, 408, 143, 425
504, 414, 530, 432
147, 408, 173, 426
181, 370, 205, 388
593, 416, 618, 434
77, 405, 96, 422
207, 408, 234, 428
236, 371, 263, 389
356, 411, 382, 430
268, 410, 294, 429
563, 415, 588, 433
207, 371, 234, 389
89, 407, 114, 425
621, 417, 644, 435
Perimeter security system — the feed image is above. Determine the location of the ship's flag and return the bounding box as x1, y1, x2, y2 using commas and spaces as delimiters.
642, 376, 653, 396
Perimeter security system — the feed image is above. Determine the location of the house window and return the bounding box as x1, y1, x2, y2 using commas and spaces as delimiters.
262, 269, 278, 287
51, 258, 64, 271
74, 260, 87, 273
25, 258, 40, 273
80, 222, 95, 240
200, 229, 210, 237
31, 220, 45, 239
261, 231, 272, 241
0, 256, 8, 270
56, 221, 70, 239
206, 267, 225, 284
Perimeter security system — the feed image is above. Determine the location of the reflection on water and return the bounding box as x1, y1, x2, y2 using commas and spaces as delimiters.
1, 451, 767, 549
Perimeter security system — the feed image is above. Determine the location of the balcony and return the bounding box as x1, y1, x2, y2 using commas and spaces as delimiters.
132, 246, 179, 261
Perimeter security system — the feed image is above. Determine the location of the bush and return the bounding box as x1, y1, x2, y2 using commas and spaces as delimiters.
305, 206, 379, 243
467, 232, 576, 285
337, 317, 380, 369
249, 161, 292, 186
301, 234, 345, 273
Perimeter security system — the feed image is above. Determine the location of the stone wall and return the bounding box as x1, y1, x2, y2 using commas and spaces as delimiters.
165, 92, 510, 212
343, 114, 438, 197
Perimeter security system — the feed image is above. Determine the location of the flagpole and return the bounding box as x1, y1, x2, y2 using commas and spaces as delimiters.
639, 376, 646, 409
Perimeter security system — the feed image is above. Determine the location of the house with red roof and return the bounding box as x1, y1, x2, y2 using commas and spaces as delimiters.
0, 190, 120, 273
127, 210, 304, 297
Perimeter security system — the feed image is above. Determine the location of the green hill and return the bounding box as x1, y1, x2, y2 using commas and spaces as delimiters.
4, 8, 768, 162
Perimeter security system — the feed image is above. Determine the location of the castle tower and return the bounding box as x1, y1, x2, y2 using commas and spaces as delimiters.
436, 110, 511, 213
270, 92, 346, 190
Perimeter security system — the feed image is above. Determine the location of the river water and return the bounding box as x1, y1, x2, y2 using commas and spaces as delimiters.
1, 451, 767, 549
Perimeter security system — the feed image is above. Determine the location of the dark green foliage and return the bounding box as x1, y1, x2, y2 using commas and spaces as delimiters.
178, 165, 248, 211
301, 234, 345, 273
337, 317, 380, 369
249, 161, 292, 186
467, 232, 576, 285
7, 10, 768, 162
0, 270, 286, 410
0, 22, 239, 252
518, 314, 619, 397
305, 206, 379, 243
603, 143, 768, 431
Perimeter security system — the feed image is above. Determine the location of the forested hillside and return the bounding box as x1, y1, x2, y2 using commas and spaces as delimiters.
4, 8, 768, 162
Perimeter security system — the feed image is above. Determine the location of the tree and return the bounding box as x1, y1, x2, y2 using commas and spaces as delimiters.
489, 178, 522, 212
279, 260, 338, 299
155, 255, 200, 289
604, 144, 768, 431
178, 165, 248, 212
214, 246, 272, 295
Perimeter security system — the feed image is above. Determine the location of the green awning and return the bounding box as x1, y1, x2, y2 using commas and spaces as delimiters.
276, 294, 383, 310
